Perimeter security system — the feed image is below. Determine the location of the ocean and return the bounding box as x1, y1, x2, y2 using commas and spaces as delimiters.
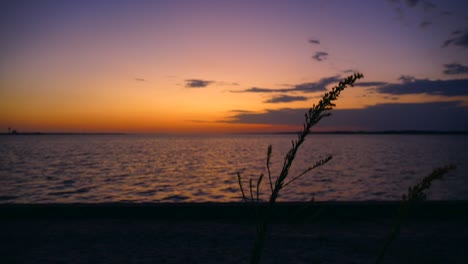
1, 134, 467, 203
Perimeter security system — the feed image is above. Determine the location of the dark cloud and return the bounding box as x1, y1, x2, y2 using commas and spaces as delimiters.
353, 81, 389, 87
442, 28, 468, 48
308, 38, 320, 45
404, 0, 436, 10
422, 1, 436, 11
224, 108, 301, 125
238, 87, 285, 93
185, 79, 214, 88
225, 102, 468, 131
443, 63, 468, 75
398, 75, 416, 83
387, 0, 437, 28
264, 95, 308, 104
405, 0, 419, 8
375, 76, 468, 96
388, 0, 436, 11
312, 51, 329, 61
184, 79, 238, 88
233, 75, 340, 94
294, 76, 341, 92
134, 78, 147, 82
323, 101, 468, 131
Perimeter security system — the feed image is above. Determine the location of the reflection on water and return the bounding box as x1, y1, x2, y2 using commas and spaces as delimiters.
0, 134, 467, 203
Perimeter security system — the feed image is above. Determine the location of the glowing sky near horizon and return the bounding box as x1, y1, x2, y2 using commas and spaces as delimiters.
1, 0, 468, 133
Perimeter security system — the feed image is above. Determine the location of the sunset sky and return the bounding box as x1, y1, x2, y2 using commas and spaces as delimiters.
1, 0, 468, 133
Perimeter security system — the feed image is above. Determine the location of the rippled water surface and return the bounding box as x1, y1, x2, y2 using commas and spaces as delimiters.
1, 134, 467, 203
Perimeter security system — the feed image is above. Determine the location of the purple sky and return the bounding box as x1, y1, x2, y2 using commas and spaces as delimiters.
1, 0, 468, 132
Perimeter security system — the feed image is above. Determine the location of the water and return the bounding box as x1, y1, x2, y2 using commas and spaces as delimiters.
0, 134, 467, 203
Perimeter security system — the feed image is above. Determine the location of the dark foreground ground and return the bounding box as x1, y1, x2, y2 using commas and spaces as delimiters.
1, 202, 467, 264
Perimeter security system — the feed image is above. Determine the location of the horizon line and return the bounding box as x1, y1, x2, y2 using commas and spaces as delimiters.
1, 130, 468, 136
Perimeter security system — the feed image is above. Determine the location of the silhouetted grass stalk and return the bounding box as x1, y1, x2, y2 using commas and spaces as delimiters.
375, 164, 456, 264
237, 73, 364, 264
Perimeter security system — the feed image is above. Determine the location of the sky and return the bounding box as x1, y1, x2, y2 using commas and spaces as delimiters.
1, 0, 468, 133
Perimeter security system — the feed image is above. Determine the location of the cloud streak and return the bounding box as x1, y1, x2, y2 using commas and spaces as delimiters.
185, 79, 214, 88
308, 38, 320, 44
228, 109, 252, 113
184, 79, 238, 88
264, 95, 308, 104
375, 76, 468, 96
233, 75, 341, 94
312, 51, 328, 61
443, 63, 468, 75
442, 28, 468, 48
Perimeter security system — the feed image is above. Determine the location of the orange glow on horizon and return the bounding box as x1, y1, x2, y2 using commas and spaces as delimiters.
1, 1, 467, 133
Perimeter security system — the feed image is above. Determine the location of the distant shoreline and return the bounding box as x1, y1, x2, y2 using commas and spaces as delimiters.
0, 132, 127, 136
1, 130, 467, 136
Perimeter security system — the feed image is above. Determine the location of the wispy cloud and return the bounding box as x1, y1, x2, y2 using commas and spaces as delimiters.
185, 79, 214, 88
392, 0, 437, 11
134, 78, 147, 82
184, 79, 238, 88
387, 0, 437, 28
442, 28, 468, 48
232, 75, 340, 94
264, 95, 308, 104
398, 75, 416, 83
312, 51, 328, 61
237, 87, 285, 93
308, 38, 320, 45
295, 76, 342, 92
342, 69, 358, 74
375, 76, 468, 96
228, 109, 252, 113
443, 63, 468, 75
